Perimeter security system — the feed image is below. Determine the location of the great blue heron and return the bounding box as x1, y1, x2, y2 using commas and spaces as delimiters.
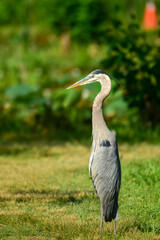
67, 69, 121, 235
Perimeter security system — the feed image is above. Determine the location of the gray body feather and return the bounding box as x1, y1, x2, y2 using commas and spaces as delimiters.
90, 138, 121, 222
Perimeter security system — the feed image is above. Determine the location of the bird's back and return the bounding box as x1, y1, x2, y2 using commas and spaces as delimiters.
90, 138, 121, 222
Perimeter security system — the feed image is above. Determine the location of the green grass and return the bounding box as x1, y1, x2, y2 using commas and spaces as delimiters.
0, 142, 160, 239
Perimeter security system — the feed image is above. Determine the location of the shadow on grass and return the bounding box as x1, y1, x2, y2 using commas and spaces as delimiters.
0, 143, 28, 156
0, 141, 67, 157
1, 189, 95, 205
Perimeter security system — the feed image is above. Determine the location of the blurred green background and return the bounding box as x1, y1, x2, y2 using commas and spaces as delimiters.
1, 0, 160, 142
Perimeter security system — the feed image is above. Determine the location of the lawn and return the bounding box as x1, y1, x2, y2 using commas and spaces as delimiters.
0, 141, 160, 239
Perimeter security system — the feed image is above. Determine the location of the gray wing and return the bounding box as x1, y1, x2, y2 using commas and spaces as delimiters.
90, 142, 121, 222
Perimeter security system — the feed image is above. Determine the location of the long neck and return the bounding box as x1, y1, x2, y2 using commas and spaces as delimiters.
92, 78, 112, 147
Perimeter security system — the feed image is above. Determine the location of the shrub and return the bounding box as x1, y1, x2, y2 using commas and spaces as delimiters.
102, 19, 160, 126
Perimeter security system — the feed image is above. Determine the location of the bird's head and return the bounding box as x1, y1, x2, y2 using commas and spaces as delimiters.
67, 69, 120, 89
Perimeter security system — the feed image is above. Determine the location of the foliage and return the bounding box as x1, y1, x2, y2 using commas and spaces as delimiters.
0, 28, 129, 140
37, 0, 108, 43
0, 142, 160, 239
0, 0, 155, 43
102, 19, 160, 126
2, 0, 160, 27
1, 2, 160, 139
0, 0, 108, 43
0, 0, 27, 25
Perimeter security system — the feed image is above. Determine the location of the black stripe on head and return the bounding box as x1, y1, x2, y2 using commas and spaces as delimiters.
90, 69, 107, 75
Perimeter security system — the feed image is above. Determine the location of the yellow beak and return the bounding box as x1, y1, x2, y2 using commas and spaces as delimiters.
67, 77, 89, 90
